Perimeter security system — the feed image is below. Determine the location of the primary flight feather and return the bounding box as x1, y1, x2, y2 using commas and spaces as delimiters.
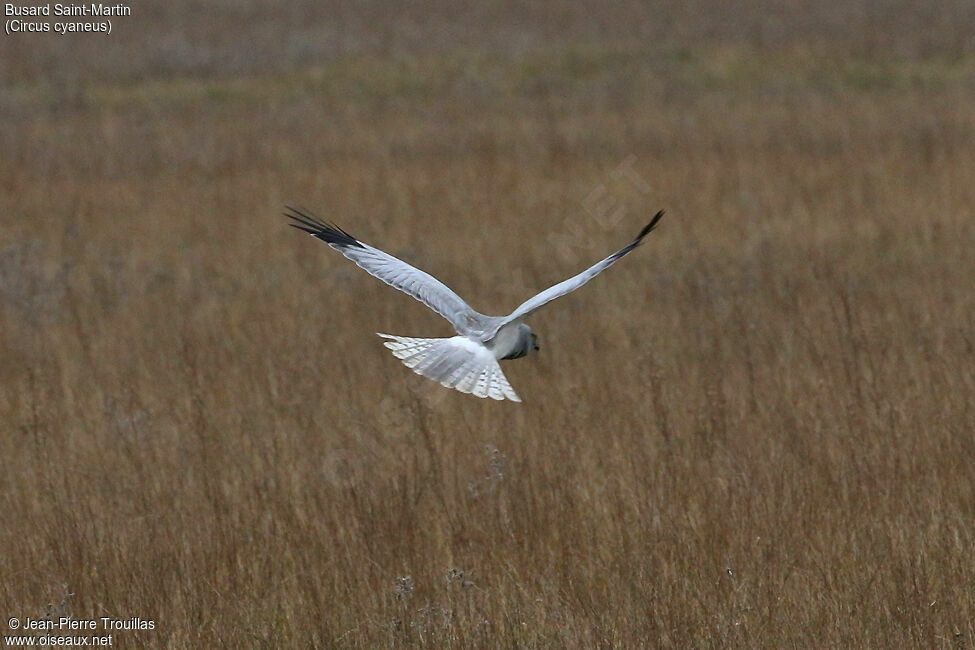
286, 207, 664, 402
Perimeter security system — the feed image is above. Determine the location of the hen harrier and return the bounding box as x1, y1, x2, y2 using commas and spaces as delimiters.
287, 207, 664, 402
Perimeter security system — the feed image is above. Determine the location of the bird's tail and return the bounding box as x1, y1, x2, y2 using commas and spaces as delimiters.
377, 333, 521, 402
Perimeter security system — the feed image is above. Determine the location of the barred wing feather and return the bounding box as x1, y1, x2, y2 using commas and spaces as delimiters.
378, 334, 521, 402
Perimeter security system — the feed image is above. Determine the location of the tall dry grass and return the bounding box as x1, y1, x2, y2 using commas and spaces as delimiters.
2, 1, 974, 647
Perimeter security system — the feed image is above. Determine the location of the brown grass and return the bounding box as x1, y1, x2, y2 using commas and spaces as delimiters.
2, 2, 974, 647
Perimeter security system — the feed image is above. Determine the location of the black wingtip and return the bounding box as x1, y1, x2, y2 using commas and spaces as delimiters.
635, 210, 665, 242
284, 206, 363, 248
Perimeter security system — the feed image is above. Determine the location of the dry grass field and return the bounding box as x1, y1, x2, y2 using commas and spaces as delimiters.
2, 1, 974, 647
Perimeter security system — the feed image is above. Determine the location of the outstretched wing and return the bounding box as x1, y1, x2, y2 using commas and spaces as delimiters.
486, 211, 664, 338
286, 207, 487, 336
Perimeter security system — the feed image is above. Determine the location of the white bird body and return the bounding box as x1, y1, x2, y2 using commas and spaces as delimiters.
287, 207, 664, 402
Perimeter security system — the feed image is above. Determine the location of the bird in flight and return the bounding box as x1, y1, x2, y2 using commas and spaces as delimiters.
286, 207, 664, 402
